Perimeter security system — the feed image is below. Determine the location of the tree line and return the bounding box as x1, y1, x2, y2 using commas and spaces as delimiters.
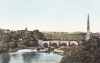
60, 36, 100, 63
0, 29, 44, 53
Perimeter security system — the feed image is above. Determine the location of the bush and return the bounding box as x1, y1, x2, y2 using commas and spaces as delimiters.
60, 38, 100, 63
18, 45, 26, 49
19, 40, 39, 47
9, 42, 18, 48
0, 43, 9, 53
20, 41, 28, 45
60, 47, 100, 63
19, 39, 30, 46
29, 41, 35, 46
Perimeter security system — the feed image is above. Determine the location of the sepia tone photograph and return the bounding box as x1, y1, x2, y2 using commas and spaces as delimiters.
0, 0, 100, 63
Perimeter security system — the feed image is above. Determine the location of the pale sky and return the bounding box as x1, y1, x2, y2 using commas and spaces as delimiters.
0, 0, 100, 32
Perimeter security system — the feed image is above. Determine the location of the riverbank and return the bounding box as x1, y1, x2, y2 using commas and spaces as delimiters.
9, 46, 65, 54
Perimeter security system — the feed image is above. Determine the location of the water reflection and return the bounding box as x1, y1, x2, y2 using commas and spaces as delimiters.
0, 53, 10, 63
22, 52, 38, 63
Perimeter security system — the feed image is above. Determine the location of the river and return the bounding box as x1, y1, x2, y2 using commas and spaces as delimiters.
0, 49, 63, 63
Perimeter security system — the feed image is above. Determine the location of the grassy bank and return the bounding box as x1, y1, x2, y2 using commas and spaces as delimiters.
44, 34, 84, 40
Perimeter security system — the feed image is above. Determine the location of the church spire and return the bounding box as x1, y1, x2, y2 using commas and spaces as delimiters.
87, 14, 90, 31
25, 27, 27, 31
86, 14, 90, 40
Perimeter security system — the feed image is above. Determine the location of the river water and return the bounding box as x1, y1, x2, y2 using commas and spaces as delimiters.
0, 49, 63, 63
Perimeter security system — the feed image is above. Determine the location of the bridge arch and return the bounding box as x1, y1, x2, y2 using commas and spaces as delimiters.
43, 43, 48, 48
60, 41, 69, 47
38, 41, 51, 47
51, 43, 57, 47
38, 40, 82, 47
60, 43, 67, 47
51, 41, 60, 47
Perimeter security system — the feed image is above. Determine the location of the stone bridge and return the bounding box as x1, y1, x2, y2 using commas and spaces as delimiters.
38, 40, 83, 48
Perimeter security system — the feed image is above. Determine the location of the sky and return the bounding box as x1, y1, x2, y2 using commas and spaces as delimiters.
0, 0, 100, 32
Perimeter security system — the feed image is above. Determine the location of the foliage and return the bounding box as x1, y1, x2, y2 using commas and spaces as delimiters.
60, 38, 100, 63
60, 46, 82, 63
2, 34, 12, 42
0, 29, 42, 52
83, 38, 98, 51
9, 42, 18, 48
33, 29, 44, 40
11, 31, 21, 42
20, 40, 39, 47
60, 46, 100, 63
29, 41, 39, 46
18, 45, 26, 49
0, 42, 9, 53
20, 30, 39, 47
0, 34, 12, 52
20, 39, 29, 46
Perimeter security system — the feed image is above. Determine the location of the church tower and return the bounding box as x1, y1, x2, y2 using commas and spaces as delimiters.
25, 27, 27, 31
86, 14, 90, 40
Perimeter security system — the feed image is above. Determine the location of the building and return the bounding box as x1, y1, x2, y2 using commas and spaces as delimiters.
86, 14, 90, 40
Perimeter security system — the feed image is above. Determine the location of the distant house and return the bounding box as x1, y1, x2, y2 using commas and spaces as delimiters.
5, 29, 11, 34
93, 33, 100, 37
17, 27, 28, 32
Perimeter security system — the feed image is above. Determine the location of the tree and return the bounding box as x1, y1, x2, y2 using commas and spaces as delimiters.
60, 37, 100, 63
20, 39, 30, 46
20, 30, 39, 47
84, 37, 98, 51
29, 41, 39, 46
9, 42, 18, 48
0, 34, 11, 52
33, 29, 44, 40
11, 31, 21, 42
0, 42, 9, 53
2, 33, 11, 43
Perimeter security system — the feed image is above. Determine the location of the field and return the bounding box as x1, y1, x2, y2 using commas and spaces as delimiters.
44, 34, 85, 41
